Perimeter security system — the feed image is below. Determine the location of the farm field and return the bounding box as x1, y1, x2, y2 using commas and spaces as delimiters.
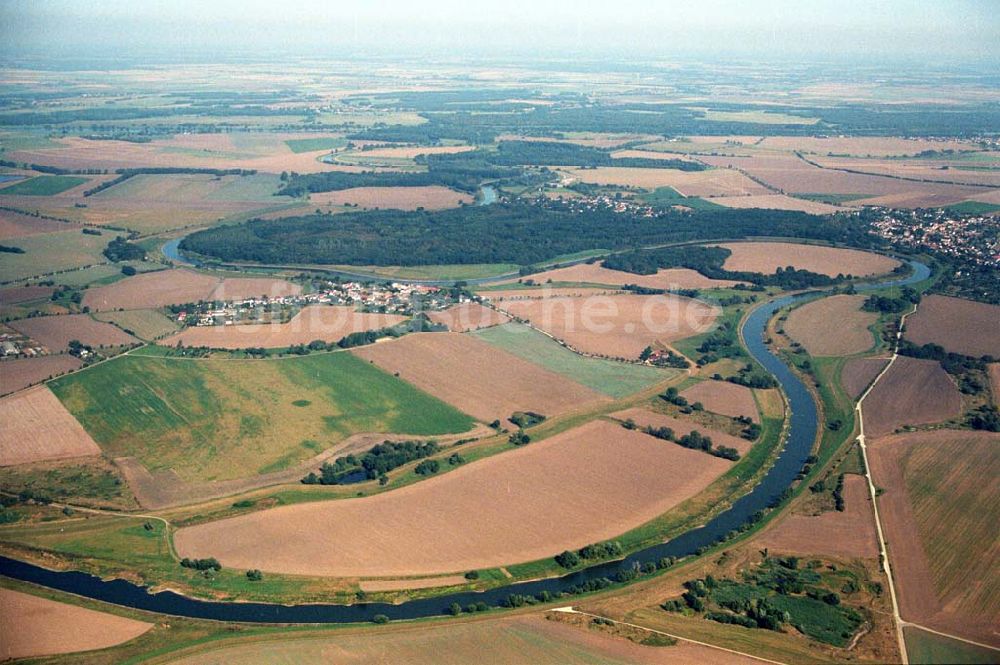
811, 155, 1000, 187
163, 305, 407, 349
82, 269, 300, 311
49, 351, 475, 482
710, 193, 844, 214
174, 419, 732, 577
862, 356, 963, 438
497, 293, 718, 360
8, 313, 138, 351
611, 407, 753, 455
784, 294, 878, 356
472, 323, 672, 398
0, 386, 101, 466
425, 302, 509, 332
0, 227, 110, 282
478, 286, 623, 300
0, 588, 152, 661
0, 209, 74, 238
284, 136, 347, 153
904, 626, 1000, 665
868, 430, 1000, 645
0, 354, 82, 395
309, 185, 472, 210
0, 284, 55, 304
990, 364, 1000, 406
166, 614, 747, 665
564, 166, 770, 197
93, 309, 179, 341
904, 295, 1000, 358
506, 263, 741, 290
0, 175, 89, 196
714, 242, 900, 277
352, 332, 608, 422
758, 474, 878, 559
679, 380, 758, 421
840, 356, 889, 399
756, 136, 977, 156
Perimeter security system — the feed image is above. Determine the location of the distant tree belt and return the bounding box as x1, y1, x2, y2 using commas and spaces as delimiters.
602, 245, 848, 288
83, 167, 257, 197
180, 203, 873, 268
480, 141, 707, 170
0, 105, 312, 126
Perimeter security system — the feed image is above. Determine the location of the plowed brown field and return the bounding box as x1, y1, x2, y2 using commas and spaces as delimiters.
840, 357, 889, 399
679, 380, 759, 421
0, 209, 72, 238
905, 295, 1000, 358
502, 263, 740, 290
564, 166, 769, 196
0, 386, 100, 465
0, 354, 81, 396
163, 305, 406, 349
82, 269, 300, 311
759, 474, 878, 559
309, 185, 472, 210
863, 356, 962, 438
426, 302, 509, 332
174, 419, 731, 576
611, 408, 752, 454
715, 242, 899, 277
352, 332, 607, 422
784, 294, 878, 356
0, 589, 152, 661
8, 314, 137, 351
498, 294, 718, 360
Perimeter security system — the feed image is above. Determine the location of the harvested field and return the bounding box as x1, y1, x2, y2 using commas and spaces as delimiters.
479, 286, 623, 300
757, 136, 976, 157
868, 430, 1000, 644
352, 332, 607, 422
0, 354, 81, 395
863, 356, 963, 438
503, 263, 741, 290
174, 419, 731, 576
759, 474, 878, 559
0, 588, 152, 661
499, 132, 659, 148
0, 209, 72, 238
710, 194, 844, 214
473, 323, 671, 398
905, 295, 1000, 358
715, 242, 899, 277
349, 145, 475, 159
680, 380, 759, 421
0, 285, 55, 305
812, 156, 1000, 188
50, 351, 474, 482
612, 408, 752, 455
358, 575, 467, 592
0, 386, 100, 466
840, 357, 890, 399
163, 305, 407, 349
93, 309, 179, 341
497, 294, 718, 360
990, 364, 1000, 406
785, 294, 878, 356
82, 269, 300, 311
309, 185, 472, 210
8, 314, 137, 351
564, 166, 769, 197
0, 228, 109, 283
167, 614, 749, 665
425, 302, 509, 332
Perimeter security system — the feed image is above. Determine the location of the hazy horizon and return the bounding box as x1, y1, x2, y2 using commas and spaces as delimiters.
2, 0, 998, 67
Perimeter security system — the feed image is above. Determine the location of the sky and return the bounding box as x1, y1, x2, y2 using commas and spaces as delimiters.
1, 0, 998, 64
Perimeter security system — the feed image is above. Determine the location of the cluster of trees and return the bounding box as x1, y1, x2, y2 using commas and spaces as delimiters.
103, 236, 145, 262
735, 416, 762, 441
414, 459, 440, 476
0, 244, 24, 254
180, 557, 221, 571
508, 411, 545, 428
508, 430, 531, 446
555, 540, 624, 568
968, 406, 1000, 432
301, 440, 439, 485
727, 369, 778, 389
862, 287, 920, 313
180, 204, 873, 269
641, 422, 741, 461
604, 244, 847, 290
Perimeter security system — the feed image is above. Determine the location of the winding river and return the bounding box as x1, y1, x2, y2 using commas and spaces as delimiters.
0, 260, 929, 623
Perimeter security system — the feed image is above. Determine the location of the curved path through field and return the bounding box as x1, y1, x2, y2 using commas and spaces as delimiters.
0, 259, 930, 625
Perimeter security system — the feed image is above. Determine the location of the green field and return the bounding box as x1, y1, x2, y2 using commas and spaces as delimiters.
945, 200, 1000, 215
0, 228, 110, 282
472, 323, 671, 397
94, 309, 179, 341
641, 186, 724, 210
0, 175, 89, 196
49, 352, 475, 482
904, 626, 999, 664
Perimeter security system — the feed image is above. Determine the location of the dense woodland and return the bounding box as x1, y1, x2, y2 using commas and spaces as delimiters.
181, 203, 877, 268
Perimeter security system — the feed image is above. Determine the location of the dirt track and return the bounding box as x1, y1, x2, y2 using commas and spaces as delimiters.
174, 419, 731, 577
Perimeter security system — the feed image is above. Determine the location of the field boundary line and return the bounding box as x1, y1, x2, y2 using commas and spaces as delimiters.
551, 607, 788, 665
898, 620, 1000, 653
854, 303, 915, 665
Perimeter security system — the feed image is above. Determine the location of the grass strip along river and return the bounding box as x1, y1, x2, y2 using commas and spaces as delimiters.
0, 260, 930, 623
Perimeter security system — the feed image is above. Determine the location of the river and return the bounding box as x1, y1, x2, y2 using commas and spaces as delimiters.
0, 260, 929, 622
